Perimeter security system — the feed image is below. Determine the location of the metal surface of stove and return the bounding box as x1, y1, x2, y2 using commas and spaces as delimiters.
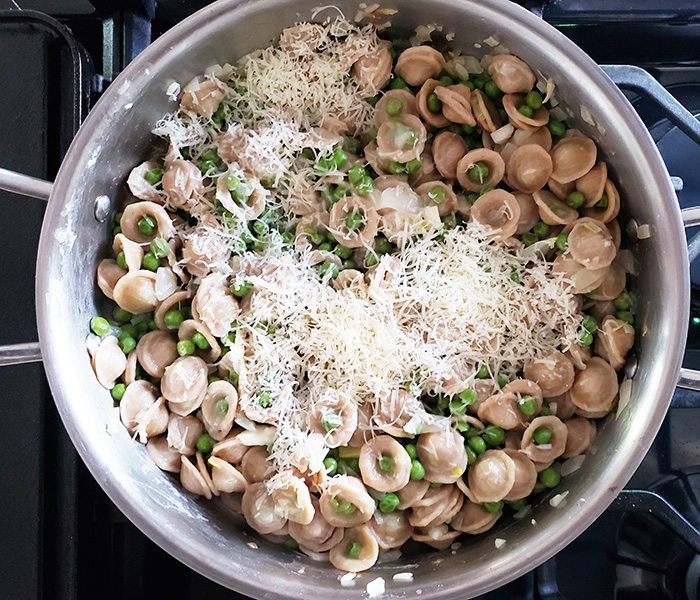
1, 1, 700, 599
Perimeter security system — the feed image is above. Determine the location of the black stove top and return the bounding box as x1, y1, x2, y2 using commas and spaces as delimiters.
1, 1, 700, 599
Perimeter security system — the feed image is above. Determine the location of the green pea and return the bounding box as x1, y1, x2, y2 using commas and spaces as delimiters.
378, 455, 393, 474
510, 270, 521, 284
208, 376, 221, 384
404, 158, 422, 174
577, 328, 593, 346
90, 316, 110, 337
475, 364, 490, 379
386, 160, 406, 174
385, 97, 403, 117
341, 259, 357, 270
212, 103, 226, 127
439, 74, 454, 86
616, 310, 634, 325
614, 291, 633, 311
332, 497, 357, 514
119, 335, 136, 354
454, 421, 470, 433
390, 75, 408, 89
119, 324, 137, 339
365, 95, 380, 107
483, 500, 504, 514
428, 185, 446, 205
144, 167, 164, 185
525, 90, 543, 109
225, 174, 241, 191
465, 445, 477, 465
347, 166, 368, 186
355, 176, 375, 195
113, 226, 122, 237
252, 220, 269, 237
230, 279, 252, 298
461, 123, 475, 135
548, 119, 566, 137
258, 390, 272, 408
379, 492, 400, 513
405, 443, 418, 460
196, 433, 216, 454
459, 388, 477, 405
581, 315, 598, 334
539, 404, 552, 416
111, 308, 131, 325
472, 74, 488, 90
343, 136, 362, 155
321, 411, 343, 432
497, 373, 509, 388
533, 221, 550, 238
509, 498, 528, 511
466, 193, 479, 205
467, 436, 486, 455
519, 395, 537, 416
177, 340, 195, 356
333, 147, 348, 168
410, 459, 425, 480
533, 426, 552, 446
427, 93, 442, 114
345, 540, 362, 559
331, 245, 353, 260
539, 466, 561, 488
147, 237, 168, 260
164, 309, 184, 329
364, 252, 379, 268
555, 233, 569, 251
596, 193, 609, 209
449, 397, 469, 416
317, 242, 332, 252
484, 80, 501, 99
566, 191, 585, 209
323, 457, 338, 476
142, 252, 160, 272
111, 383, 126, 401
460, 79, 476, 91
375, 237, 395, 255
518, 104, 534, 118
521, 232, 538, 247
483, 425, 506, 446
215, 399, 229, 414
479, 186, 495, 196
229, 369, 239, 388
319, 261, 340, 279
138, 216, 156, 236
346, 209, 364, 231
313, 157, 334, 177
468, 162, 489, 183
200, 148, 219, 163
180, 147, 191, 160
116, 251, 128, 270
192, 332, 210, 350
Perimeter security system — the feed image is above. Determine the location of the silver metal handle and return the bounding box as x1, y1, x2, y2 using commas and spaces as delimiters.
0, 168, 52, 365
0, 167, 53, 201
0, 343, 42, 366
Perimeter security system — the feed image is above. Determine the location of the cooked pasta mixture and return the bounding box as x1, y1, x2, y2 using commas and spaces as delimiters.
90, 17, 636, 573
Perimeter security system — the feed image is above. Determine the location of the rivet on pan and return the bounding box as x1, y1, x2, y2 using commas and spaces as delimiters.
94, 195, 111, 223
626, 218, 639, 243
623, 355, 638, 379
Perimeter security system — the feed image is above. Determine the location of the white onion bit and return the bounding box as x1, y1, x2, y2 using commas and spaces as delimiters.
393, 572, 414, 583
560, 454, 586, 477
339, 572, 357, 587
550, 491, 570, 508
494, 538, 506, 549
366, 577, 385, 597
155, 267, 178, 301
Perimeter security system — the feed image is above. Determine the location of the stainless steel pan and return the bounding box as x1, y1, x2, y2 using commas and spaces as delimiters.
2, 0, 700, 597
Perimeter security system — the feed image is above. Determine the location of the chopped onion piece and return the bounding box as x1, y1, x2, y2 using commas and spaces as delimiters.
513, 505, 531, 520
165, 80, 181, 101
561, 454, 586, 477
491, 123, 515, 145
237, 425, 276, 446
234, 415, 257, 431
340, 572, 357, 587
637, 224, 651, 239
617, 378, 632, 419
367, 577, 385, 597
549, 491, 569, 508
484, 35, 499, 47
580, 105, 595, 127
393, 572, 414, 583
377, 549, 401, 563
536, 443, 552, 450
549, 106, 569, 122
494, 538, 506, 549
617, 249, 637, 274
155, 267, 178, 301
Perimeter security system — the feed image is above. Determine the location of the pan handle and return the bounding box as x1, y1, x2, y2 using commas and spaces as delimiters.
0, 167, 53, 365
0, 167, 52, 201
